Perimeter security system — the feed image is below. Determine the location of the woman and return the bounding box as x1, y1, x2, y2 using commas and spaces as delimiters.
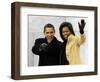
59, 20, 86, 64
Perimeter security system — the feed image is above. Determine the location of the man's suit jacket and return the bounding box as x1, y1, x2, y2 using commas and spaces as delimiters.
32, 37, 62, 66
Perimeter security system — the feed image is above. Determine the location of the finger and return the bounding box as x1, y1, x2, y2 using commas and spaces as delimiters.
83, 22, 86, 29
78, 22, 81, 28
81, 19, 86, 26
84, 22, 86, 25
83, 22, 86, 27
81, 19, 85, 24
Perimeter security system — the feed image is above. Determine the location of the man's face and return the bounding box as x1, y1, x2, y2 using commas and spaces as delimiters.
62, 26, 71, 39
44, 27, 55, 42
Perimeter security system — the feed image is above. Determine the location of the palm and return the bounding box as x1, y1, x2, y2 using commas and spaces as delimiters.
78, 19, 86, 34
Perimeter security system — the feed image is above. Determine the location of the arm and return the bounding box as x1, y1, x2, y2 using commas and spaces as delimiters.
77, 19, 86, 45
32, 39, 48, 55
76, 34, 86, 46
32, 39, 41, 55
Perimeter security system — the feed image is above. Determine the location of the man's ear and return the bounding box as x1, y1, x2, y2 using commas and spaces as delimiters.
43, 31, 45, 34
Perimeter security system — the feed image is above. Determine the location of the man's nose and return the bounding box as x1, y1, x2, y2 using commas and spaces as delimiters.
48, 33, 51, 35
48, 33, 52, 36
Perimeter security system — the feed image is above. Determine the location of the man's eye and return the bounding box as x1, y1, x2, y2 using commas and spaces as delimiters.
46, 32, 49, 34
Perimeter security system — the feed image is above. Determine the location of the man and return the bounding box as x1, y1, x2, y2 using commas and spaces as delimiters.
32, 24, 61, 66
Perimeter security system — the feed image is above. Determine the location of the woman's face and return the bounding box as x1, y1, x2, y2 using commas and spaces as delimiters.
62, 26, 71, 39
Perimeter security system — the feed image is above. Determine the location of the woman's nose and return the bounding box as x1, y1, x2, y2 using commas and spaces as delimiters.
64, 32, 68, 35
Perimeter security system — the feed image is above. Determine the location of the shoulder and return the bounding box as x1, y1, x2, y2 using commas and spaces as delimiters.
35, 38, 44, 41
67, 34, 81, 46
55, 38, 62, 46
58, 40, 62, 44
68, 34, 76, 41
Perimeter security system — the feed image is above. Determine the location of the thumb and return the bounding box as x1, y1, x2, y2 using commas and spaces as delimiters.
78, 22, 81, 29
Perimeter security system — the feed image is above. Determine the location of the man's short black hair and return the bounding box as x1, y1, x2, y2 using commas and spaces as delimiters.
44, 23, 55, 32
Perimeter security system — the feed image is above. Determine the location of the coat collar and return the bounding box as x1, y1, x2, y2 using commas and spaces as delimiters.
67, 34, 75, 43
44, 37, 57, 44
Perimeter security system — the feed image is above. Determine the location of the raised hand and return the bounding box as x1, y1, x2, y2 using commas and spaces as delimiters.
39, 43, 48, 52
78, 19, 86, 34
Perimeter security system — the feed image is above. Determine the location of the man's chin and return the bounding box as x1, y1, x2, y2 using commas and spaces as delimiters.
47, 37, 54, 41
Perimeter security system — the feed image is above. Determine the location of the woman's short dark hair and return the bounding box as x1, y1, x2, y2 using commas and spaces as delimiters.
44, 23, 55, 32
59, 22, 75, 40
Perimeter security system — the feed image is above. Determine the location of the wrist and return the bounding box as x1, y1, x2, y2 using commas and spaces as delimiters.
80, 30, 84, 34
